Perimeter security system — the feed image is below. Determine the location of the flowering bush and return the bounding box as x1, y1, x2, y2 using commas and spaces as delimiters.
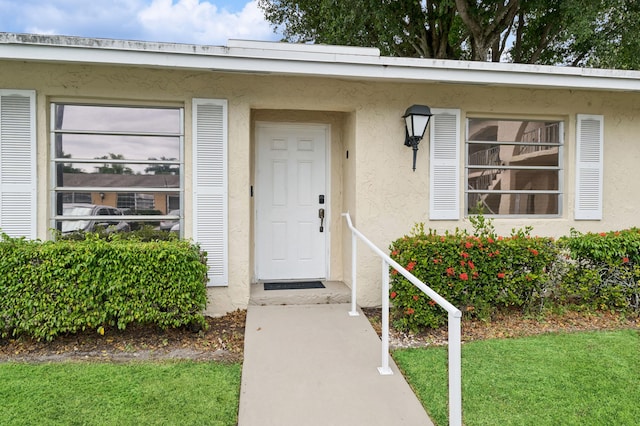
555, 229, 640, 311
389, 217, 640, 332
389, 216, 555, 331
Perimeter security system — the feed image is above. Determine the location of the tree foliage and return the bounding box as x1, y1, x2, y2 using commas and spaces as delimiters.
145, 157, 180, 175
258, 0, 640, 69
94, 153, 133, 175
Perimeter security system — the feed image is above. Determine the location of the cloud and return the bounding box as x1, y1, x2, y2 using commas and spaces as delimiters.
3, 0, 147, 40
0, 0, 279, 45
137, 0, 277, 45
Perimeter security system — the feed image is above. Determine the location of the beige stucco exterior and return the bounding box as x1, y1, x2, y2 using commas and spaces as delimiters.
2, 36, 640, 315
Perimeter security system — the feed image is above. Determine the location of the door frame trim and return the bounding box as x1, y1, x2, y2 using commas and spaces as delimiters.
253, 121, 332, 281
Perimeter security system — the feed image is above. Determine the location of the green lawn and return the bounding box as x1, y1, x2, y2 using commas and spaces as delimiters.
0, 361, 241, 426
394, 329, 640, 426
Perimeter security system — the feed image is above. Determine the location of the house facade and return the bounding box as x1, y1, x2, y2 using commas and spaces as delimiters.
1, 33, 639, 316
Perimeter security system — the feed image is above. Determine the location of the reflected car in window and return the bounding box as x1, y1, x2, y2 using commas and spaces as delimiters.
61, 204, 131, 234
159, 209, 180, 231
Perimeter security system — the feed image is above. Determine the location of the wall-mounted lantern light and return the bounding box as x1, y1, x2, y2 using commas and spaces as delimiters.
99, 192, 105, 201
403, 104, 433, 171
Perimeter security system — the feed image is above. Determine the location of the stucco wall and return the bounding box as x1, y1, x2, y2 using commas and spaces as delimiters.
2, 59, 640, 313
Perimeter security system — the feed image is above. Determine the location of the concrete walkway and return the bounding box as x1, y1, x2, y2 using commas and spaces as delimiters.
238, 304, 434, 425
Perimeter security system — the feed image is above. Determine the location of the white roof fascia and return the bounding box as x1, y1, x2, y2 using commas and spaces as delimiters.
1, 33, 640, 92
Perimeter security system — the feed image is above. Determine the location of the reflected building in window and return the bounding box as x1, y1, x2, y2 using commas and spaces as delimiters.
466, 118, 562, 216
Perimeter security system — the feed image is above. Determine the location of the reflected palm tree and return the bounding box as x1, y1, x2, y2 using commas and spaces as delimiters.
145, 156, 180, 175
95, 153, 133, 174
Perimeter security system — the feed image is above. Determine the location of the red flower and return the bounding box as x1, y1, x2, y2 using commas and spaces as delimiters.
406, 261, 417, 271
487, 237, 495, 243
390, 291, 397, 299
413, 295, 420, 301
459, 273, 469, 281
623, 257, 629, 263
460, 260, 466, 267
446, 267, 455, 276
468, 261, 475, 269
406, 308, 415, 315
440, 236, 446, 242
497, 272, 505, 279
433, 258, 441, 264
498, 236, 503, 241
465, 241, 474, 249
529, 248, 539, 256
391, 250, 399, 256
461, 252, 470, 259
428, 300, 437, 306
472, 272, 479, 279
391, 269, 398, 275
600, 232, 607, 237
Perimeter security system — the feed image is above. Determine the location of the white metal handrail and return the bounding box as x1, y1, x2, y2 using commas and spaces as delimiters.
342, 212, 463, 426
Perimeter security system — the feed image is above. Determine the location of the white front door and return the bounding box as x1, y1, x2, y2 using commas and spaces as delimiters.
255, 123, 328, 280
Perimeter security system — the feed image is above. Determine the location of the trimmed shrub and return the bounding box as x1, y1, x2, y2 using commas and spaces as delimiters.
554, 229, 640, 311
389, 217, 556, 331
0, 233, 208, 341
60, 225, 178, 242
389, 217, 640, 332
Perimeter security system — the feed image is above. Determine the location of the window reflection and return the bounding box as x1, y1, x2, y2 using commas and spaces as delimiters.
466, 118, 562, 216
52, 103, 183, 233
59, 134, 180, 161
467, 193, 559, 215
55, 105, 181, 133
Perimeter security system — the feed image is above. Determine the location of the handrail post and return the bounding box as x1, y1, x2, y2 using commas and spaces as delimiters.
342, 211, 462, 422
378, 259, 393, 375
448, 312, 462, 426
348, 231, 359, 316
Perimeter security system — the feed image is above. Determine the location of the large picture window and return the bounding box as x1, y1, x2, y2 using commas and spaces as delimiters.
51, 103, 183, 234
466, 118, 563, 216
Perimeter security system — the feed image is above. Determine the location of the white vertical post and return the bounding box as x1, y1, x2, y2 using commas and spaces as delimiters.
378, 259, 393, 375
348, 232, 359, 316
448, 313, 463, 426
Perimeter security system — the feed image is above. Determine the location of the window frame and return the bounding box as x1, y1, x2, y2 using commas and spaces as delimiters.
49, 101, 185, 234
464, 117, 564, 218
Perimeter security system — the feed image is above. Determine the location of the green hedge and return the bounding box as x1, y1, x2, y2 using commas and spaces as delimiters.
554, 228, 640, 311
389, 217, 555, 331
389, 217, 640, 331
60, 225, 177, 242
0, 233, 208, 341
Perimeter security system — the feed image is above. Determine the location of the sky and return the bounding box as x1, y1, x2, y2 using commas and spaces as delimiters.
0, 0, 281, 46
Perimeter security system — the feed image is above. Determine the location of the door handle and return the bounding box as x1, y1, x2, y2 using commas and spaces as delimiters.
318, 208, 325, 232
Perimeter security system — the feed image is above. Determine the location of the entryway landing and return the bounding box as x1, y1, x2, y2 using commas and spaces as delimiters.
249, 281, 350, 306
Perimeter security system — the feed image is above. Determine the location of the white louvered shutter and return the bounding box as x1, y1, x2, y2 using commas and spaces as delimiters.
0, 90, 36, 239
575, 115, 603, 220
430, 108, 461, 220
193, 99, 228, 286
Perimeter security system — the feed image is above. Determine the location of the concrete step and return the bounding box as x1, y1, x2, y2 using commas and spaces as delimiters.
249, 280, 351, 306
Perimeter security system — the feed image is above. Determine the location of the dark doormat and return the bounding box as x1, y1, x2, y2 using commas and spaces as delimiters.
263, 281, 325, 290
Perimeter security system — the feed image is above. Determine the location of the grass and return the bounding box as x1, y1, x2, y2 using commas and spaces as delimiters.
0, 361, 242, 426
393, 329, 640, 426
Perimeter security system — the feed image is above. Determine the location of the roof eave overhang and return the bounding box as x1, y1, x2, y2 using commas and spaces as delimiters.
1, 33, 640, 93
